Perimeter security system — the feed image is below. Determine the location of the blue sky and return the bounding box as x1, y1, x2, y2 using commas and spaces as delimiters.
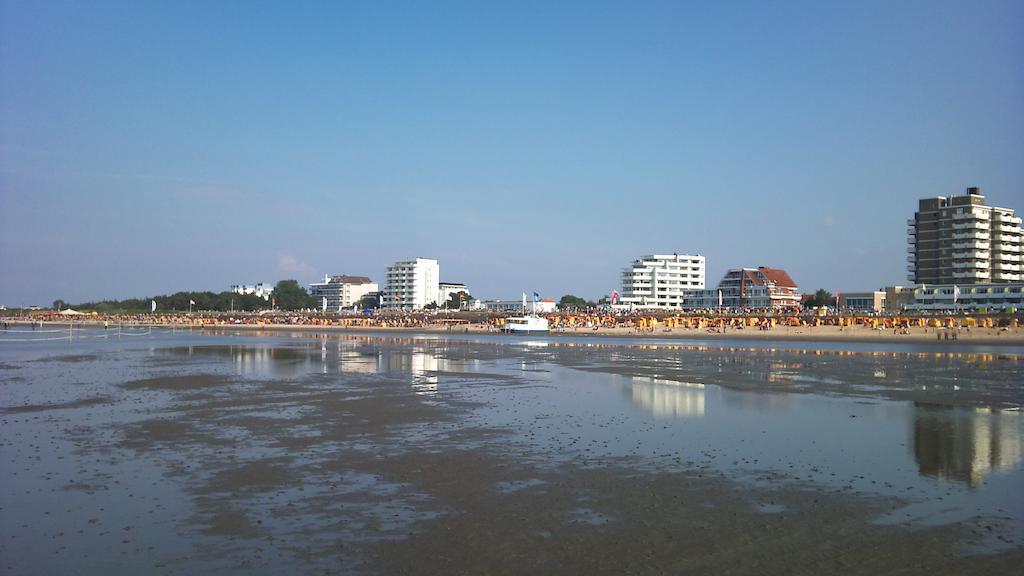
2, 0, 1022, 305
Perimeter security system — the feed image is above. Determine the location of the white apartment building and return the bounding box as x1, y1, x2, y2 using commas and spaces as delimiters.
438, 282, 470, 306
384, 258, 440, 309
909, 187, 1023, 285
308, 275, 379, 311
230, 283, 273, 300
620, 253, 705, 309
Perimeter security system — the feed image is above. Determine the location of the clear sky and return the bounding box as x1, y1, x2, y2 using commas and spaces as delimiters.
2, 0, 1022, 306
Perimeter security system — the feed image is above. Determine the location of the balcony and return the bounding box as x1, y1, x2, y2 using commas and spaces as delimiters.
993, 272, 1022, 281
993, 263, 1022, 272
993, 213, 1022, 225
951, 241, 990, 251
906, 219, 916, 226
994, 225, 1023, 234
951, 222, 990, 231
952, 271, 990, 280
952, 210, 987, 220
906, 274, 916, 282
906, 264, 916, 272
953, 251, 990, 259
953, 260, 990, 269
952, 232, 988, 241
907, 254, 916, 263
993, 233, 1020, 243
907, 246, 915, 253
907, 227, 916, 236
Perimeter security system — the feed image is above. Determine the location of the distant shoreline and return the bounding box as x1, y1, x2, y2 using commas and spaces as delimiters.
12, 320, 1024, 347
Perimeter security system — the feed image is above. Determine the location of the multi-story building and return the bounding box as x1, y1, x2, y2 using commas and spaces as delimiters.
308, 275, 379, 311
230, 283, 273, 300
438, 282, 470, 306
908, 187, 1023, 285
384, 258, 440, 309
688, 267, 801, 310
620, 253, 705, 309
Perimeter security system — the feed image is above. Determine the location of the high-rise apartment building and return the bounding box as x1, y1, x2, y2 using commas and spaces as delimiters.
620, 253, 705, 309
908, 187, 1023, 284
384, 258, 440, 309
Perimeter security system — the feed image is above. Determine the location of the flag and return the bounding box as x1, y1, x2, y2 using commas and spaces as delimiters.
611, 290, 620, 305
322, 297, 327, 312
836, 292, 841, 308
533, 292, 540, 302
189, 300, 195, 305
718, 289, 723, 307
522, 292, 527, 310
151, 300, 157, 312
272, 298, 277, 307
953, 285, 960, 304
379, 294, 383, 306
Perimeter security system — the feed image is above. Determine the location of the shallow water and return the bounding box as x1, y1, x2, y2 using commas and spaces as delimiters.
1, 328, 1022, 574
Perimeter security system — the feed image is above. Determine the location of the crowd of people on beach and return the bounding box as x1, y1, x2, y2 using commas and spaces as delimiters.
5, 308, 1020, 337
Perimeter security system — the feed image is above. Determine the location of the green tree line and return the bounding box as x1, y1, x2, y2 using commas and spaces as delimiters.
69, 280, 318, 312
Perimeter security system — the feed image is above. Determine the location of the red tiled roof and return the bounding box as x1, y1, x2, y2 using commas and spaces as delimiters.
758, 267, 797, 288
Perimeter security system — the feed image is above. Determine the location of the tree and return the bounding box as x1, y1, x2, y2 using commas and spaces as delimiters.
272, 280, 317, 311
52, 299, 66, 311
803, 289, 835, 308
558, 295, 590, 310
357, 294, 380, 310
445, 291, 471, 310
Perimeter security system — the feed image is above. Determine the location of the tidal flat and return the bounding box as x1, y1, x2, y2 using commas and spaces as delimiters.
1, 329, 1022, 574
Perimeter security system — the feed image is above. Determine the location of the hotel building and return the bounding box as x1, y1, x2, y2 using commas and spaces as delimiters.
384, 258, 440, 309
908, 187, 1023, 285
694, 267, 802, 310
620, 254, 705, 309
309, 275, 379, 311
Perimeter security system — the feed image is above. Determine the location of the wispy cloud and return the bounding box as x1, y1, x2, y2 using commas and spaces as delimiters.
276, 254, 316, 278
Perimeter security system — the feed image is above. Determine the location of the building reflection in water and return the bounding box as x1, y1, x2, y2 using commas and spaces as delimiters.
379, 348, 441, 394
913, 402, 1023, 488
628, 377, 706, 418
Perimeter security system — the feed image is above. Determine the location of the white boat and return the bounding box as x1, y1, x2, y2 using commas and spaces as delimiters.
502, 315, 550, 333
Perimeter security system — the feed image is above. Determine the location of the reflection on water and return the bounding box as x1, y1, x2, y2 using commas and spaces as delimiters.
165, 340, 468, 396
914, 403, 1024, 488
380, 348, 440, 394
629, 377, 705, 418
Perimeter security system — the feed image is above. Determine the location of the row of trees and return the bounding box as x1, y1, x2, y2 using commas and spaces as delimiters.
67, 280, 318, 313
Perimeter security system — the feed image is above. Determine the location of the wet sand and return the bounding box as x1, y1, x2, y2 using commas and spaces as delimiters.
1, 332, 1022, 574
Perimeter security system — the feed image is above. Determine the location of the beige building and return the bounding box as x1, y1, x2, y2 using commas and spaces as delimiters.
838, 291, 886, 313
309, 275, 378, 311
884, 285, 915, 312
908, 187, 1022, 285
